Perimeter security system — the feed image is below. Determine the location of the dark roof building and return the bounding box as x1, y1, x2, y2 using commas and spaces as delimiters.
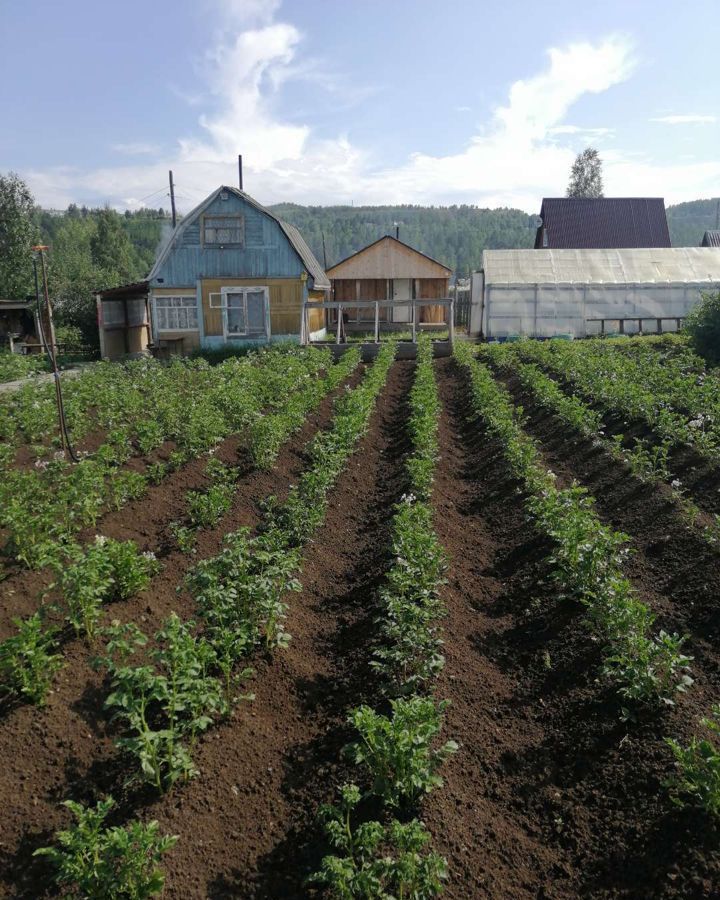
534, 198, 671, 249
701, 230, 720, 248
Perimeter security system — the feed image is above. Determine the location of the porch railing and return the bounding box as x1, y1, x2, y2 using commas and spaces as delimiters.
300, 298, 455, 345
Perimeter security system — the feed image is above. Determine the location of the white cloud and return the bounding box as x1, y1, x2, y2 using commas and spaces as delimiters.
111, 142, 161, 156
650, 114, 717, 125
548, 125, 614, 136
21, 16, 719, 214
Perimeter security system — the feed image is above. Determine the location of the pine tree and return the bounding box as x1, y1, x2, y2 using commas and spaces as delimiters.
566, 147, 604, 199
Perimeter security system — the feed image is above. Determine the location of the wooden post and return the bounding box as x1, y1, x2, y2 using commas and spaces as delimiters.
336, 304, 342, 344
300, 301, 306, 345
657, 317, 662, 334
638, 318, 643, 334
411, 299, 416, 342
374, 301, 379, 343
449, 300, 455, 346
123, 297, 130, 354
169, 170, 177, 228
619, 319, 625, 335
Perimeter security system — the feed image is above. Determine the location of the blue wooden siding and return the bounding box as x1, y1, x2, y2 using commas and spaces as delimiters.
151, 192, 305, 287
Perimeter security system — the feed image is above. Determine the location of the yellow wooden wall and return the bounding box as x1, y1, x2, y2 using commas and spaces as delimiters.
307, 290, 326, 332
201, 278, 305, 336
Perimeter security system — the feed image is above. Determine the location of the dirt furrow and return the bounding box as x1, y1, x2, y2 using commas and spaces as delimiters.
418, 357, 579, 898
496, 369, 720, 679
0, 372, 361, 899
140, 359, 414, 899
483, 365, 720, 897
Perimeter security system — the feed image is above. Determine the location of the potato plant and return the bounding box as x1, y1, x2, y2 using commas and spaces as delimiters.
666, 705, 720, 817
0, 347, 333, 570
34, 797, 177, 899
311, 783, 447, 899
455, 342, 694, 715
346, 697, 458, 807
0, 612, 63, 704
100, 615, 230, 791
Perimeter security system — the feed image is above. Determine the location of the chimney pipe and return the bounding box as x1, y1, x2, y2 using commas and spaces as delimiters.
238, 154, 243, 191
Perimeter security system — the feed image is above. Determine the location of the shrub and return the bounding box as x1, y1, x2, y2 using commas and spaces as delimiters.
684, 291, 720, 365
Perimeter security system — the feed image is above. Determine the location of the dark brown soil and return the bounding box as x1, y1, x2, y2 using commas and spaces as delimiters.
0, 369, 363, 640
149, 360, 415, 899
0, 369, 363, 898
3, 356, 720, 898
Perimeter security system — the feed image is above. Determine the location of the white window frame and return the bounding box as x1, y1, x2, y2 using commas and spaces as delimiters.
219, 286, 270, 340
153, 294, 199, 333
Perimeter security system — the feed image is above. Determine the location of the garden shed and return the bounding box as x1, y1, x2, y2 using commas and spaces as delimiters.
470, 247, 720, 339
326, 236, 451, 331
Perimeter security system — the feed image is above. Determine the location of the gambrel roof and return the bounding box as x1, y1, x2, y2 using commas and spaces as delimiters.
148, 186, 329, 290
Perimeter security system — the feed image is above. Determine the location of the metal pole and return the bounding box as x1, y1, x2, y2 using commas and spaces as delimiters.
238, 154, 243, 191
336, 304, 342, 344
450, 299, 455, 346
374, 301, 379, 343
411, 299, 416, 343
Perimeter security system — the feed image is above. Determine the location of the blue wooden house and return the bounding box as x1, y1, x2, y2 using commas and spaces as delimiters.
141, 186, 328, 354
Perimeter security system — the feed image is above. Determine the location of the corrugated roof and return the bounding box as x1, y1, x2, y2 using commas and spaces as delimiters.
148, 186, 329, 290
701, 230, 720, 248
483, 248, 720, 285
535, 198, 671, 249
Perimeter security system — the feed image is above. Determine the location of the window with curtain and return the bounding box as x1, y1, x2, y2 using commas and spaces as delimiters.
154, 296, 198, 331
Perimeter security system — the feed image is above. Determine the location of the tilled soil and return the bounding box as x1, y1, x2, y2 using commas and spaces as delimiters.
0, 370, 362, 898
3, 356, 720, 898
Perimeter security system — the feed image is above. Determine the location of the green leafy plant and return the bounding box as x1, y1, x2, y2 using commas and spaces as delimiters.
666, 705, 720, 816
101, 615, 227, 791
0, 612, 63, 704
347, 697, 458, 807
34, 796, 177, 899
684, 290, 720, 365
311, 783, 447, 899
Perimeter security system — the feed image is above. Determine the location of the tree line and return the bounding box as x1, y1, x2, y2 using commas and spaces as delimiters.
0, 159, 717, 350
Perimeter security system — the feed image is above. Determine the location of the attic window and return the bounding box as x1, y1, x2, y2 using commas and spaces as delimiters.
203, 215, 244, 247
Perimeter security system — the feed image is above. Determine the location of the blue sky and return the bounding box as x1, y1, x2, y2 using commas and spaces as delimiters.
1, 0, 719, 212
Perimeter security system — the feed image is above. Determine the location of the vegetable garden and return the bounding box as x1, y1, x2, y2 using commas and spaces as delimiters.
1, 333, 719, 898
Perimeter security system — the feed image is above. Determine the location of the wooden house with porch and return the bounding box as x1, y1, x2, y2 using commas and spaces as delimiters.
325, 236, 452, 334
96, 185, 328, 359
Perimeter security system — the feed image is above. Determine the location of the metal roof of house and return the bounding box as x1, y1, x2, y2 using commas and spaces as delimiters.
483, 248, 720, 286
701, 230, 720, 248
148, 186, 329, 290
95, 281, 150, 300
535, 198, 671, 249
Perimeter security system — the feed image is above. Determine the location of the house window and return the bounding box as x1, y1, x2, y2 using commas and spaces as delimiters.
203, 215, 244, 246
221, 287, 268, 338
154, 296, 198, 331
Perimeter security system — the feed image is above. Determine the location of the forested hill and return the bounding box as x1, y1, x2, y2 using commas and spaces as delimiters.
268, 204, 536, 275
666, 198, 720, 247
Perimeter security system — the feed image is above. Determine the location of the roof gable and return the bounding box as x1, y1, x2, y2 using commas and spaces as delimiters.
535, 198, 671, 249
148, 186, 329, 289
327, 236, 451, 280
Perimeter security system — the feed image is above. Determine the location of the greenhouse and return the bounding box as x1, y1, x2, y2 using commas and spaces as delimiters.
470, 247, 720, 338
